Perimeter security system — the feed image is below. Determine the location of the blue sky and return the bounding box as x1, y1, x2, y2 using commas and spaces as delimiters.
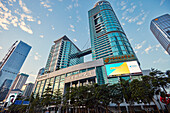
0, 0, 170, 83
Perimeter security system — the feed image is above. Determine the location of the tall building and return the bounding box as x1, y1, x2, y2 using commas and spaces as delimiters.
23, 83, 34, 97
4, 73, 28, 100
33, 0, 142, 96
88, 1, 137, 61
12, 73, 29, 90
44, 35, 84, 73
0, 41, 31, 101
150, 14, 170, 54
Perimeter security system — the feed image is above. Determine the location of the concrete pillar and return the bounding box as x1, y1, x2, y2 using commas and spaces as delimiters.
95, 77, 97, 83
86, 79, 89, 85
70, 82, 72, 88
78, 81, 80, 87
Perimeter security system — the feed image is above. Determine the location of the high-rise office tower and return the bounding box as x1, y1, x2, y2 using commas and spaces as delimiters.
44, 35, 84, 73
12, 73, 29, 90
4, 73, 29, 100
150, 14, 170, 55
23, 83, 34, 97
88, 1, 137, 61
0, 41, 31, 101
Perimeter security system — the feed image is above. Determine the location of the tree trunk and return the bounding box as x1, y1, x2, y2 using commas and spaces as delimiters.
118, 104, 121, 113
129, 105, 132, 113
152, 98, 160, 113
79, 106, 80, 113
156, 95, 164, 113
106, 106, 108, 113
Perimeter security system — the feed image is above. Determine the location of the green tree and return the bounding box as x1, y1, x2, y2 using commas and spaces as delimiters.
41, 83, 54, 111
109, 83, 123, 113
120, 79, 134, 113
53, 89, 62, 112
29, 93, 42, 113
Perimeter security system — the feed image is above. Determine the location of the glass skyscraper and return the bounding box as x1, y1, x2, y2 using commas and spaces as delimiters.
150, 14, 170, 55
0, 41, 31, 101
44, 35, 84, 73
33, 1, 143, 101
88, 1, 136, 60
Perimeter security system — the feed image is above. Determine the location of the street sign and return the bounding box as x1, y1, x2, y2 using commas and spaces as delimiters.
23, 101, 29, 105
14, 100, 22, 105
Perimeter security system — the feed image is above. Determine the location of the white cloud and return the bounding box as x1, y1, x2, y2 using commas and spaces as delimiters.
51, 25, 55, 30
136, 13, 148, 25
48, 9, 53, 12
40, 35, 44, 38
160, 0, 165, 6
156, 44, 161, 48
0, 1, 35, 34
135, 40, 146, 49
34, 56, 39, 60
120, 1, 126, 6
137, 21, 143, 25
122, 23, 125, 26
19, 0, 31, 14
128, 5, 136, 13
71, 29, 75, 32
0, 46, 2, 50
58, 0, 63, 2
121, 5, 126, 10
67, 5, 72, 10
38, 20, 41, 24
144, 45, 152, 54
34, 52, 41, 60
70, 24, 74, 28
41, 2, 51, 8
73, 38, 77, 42
68, 24, 75, 32
18, 21, 33, 34
40, 1, 52, 12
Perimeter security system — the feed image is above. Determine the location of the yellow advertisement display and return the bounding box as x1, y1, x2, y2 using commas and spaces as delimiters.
105, 61, 141, 77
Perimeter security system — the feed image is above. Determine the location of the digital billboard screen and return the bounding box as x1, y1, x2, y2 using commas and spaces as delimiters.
105, 61, 142, 77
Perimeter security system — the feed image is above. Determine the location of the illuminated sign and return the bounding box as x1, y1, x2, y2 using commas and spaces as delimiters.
103, 54, 137, 64
105, 61, 142, 77
65, 69, 96, 83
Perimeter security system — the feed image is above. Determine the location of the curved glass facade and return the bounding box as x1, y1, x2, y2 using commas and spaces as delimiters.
44, 36, 84, 73
88, 1, 136, 60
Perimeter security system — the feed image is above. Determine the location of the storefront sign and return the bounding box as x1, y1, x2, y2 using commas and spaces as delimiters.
65, 70, 96, 83
103, 54, 137, 64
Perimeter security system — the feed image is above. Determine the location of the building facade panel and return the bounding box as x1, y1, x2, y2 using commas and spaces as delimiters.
0, 41, 31, 101
150, 14, 170, 54
88, 1, 137, 60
